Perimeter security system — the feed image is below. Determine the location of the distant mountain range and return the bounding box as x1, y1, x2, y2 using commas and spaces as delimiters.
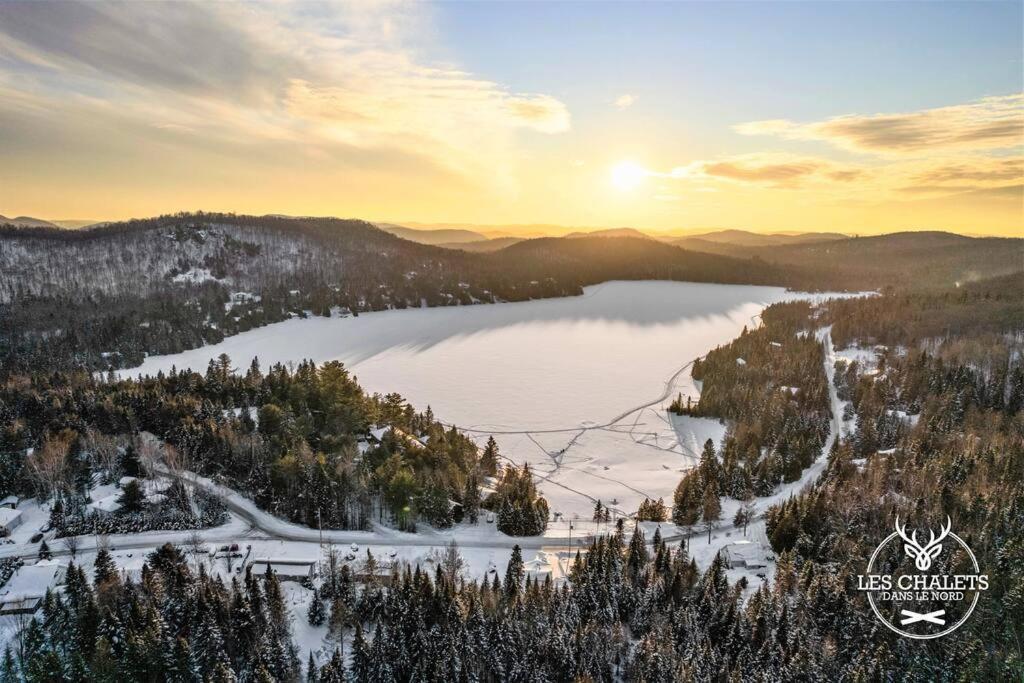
0, 215, 99, 229
2, 212, 1018, 374
381, 221, 1020, 291
398, 224, 852, 253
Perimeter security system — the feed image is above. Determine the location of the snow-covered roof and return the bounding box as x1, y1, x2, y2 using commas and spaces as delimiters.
0, 508, 21, 527
0, 495, 19, 506
88, 495, 122, 514
250, 558, 316, 578
0, 561, 67, 603
369, 427, 389, 442
119, 476, 137, 486
735, 358, 747, 366
723, 541, 768, 567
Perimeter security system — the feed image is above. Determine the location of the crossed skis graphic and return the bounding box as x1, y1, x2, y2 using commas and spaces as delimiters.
900, 609, 946, 626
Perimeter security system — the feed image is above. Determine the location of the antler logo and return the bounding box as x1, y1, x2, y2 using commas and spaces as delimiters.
859, 514, 987, 639
895, 516, 951, 571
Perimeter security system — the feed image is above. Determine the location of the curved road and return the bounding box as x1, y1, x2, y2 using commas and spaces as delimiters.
1, 329, 840, 568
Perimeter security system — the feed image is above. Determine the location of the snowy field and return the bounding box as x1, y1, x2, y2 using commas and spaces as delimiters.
126, 281, 855, 518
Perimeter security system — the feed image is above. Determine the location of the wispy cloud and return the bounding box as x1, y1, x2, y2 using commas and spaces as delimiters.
614, 94, 636, 109
736, 94, 1024, 155
644, 150, 1021, 201
0, 1, 570, 188
667, 153, 863, 189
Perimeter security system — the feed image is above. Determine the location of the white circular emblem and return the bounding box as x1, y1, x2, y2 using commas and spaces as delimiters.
858, 517, 987, 640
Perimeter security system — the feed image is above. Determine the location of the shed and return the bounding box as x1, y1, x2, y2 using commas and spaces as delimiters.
0, 507, 23, 534
721, 541, 768, 570
249, 558, 317, 582
0, 495, 19, 509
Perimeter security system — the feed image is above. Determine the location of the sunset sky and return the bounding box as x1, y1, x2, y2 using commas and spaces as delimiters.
0, 1, 1021, 235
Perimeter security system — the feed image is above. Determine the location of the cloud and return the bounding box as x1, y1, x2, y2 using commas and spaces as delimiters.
0, 1, 570, 188
893, 156, 1024, 197
736, 94, 1024, 155
669, 153, 863, 188
652, 150, 1022, 202
614, 94, 636, 109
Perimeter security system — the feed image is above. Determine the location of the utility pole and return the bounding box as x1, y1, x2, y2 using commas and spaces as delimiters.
568, 519, 573, 574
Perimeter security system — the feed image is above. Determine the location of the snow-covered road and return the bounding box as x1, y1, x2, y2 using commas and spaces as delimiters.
1, 328, 845, 579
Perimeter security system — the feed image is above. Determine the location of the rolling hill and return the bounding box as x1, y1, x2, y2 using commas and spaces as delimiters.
674, 231, 1023, 290
0, 214, 61, 228
676, 229, 848, 247
375, 223, 489, 245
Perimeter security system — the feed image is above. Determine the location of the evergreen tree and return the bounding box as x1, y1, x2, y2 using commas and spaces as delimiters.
307, 588, 326, 626
479, 436, 499, 476
702, 485, 722, 543
504, 544, 524, 599
117, 479, 146, 513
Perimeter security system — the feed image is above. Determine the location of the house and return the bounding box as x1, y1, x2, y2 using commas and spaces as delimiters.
524, 551, 553, 579
0, 495, 19, 509
721, 541, 769, 570
0, 507, 23, 534
88, 495, 122, 516
249, 558, 317, 582
0, 560, 67, 615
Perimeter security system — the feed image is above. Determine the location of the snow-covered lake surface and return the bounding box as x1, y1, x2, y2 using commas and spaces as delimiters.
128, 280, 850, 518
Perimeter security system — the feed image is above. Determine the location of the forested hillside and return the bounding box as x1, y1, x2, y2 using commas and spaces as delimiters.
0, 213, 793, 376
671, 301, 831, 522
2, 267, 1021, 679
673, 231, 1024, 291
0, 357, 546, 535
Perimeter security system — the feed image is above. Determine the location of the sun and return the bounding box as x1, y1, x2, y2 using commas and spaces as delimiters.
609, 160, 648, 191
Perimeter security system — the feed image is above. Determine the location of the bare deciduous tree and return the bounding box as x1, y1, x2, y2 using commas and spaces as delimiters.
62, 535, 81, 559
27, 431, 75, 499
440, 540, 465, 584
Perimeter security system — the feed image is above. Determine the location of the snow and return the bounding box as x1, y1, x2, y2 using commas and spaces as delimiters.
888, 409, 920, 427
125, 281, 863, 520
1, 498, 50, 545
171, 267, 222, 284
836, 345, 880, 372
0, 560, 66, 605
88, 494, 122, 514
721, 540, 769, 568
0, 508, 21, 531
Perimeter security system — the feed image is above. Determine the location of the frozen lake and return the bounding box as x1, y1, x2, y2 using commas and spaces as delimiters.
130, 280, 835, 517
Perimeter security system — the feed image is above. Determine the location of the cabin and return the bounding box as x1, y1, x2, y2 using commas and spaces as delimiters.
88, 495, 122, 516
721, 540, 769, 570
249, 558, 317, 582
0, 507, 22, 534
0, 495, 19, 509
0, 560, 67, 615
524, 551, 553, 579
